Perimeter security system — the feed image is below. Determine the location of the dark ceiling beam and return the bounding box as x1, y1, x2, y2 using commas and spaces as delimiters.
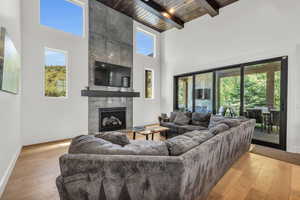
195, 0, 220, 17
136, 0, 184, 29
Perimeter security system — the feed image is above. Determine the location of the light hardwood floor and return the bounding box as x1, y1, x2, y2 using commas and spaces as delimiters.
1, 135, 300, 200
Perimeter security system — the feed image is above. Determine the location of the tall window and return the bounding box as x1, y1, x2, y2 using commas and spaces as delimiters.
44, 49, 67, 97
40, 0, 84, 36
145, 69, 153, 99
136, 29, 155, 58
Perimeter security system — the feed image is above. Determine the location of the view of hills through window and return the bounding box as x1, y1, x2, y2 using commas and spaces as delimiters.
145, 69, 153, 98
44, 49, 67, 97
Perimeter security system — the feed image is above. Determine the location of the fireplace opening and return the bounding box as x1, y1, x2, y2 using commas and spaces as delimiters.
99, 107, 126, 132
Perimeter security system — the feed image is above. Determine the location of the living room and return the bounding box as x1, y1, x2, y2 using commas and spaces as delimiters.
0, 0, 300, 199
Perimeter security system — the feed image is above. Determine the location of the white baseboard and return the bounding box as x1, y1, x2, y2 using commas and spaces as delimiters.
287, 145, 300, 154
0, 147, 21, 198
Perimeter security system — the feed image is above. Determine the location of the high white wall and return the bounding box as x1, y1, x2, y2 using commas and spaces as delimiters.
161, 0, 300, 153
21, 0, 89, 145
0, 0, 22, 196
133, 21, 161, 126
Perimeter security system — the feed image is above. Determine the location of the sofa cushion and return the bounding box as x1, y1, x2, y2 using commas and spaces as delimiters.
69, 135, 135, 155
124, 140, 169, 156
184, 130, 214, 144
209, 123, 230, 135
191, 112, 211, 127
95, 131, 130, 146
174, 112, 190, 125
209, 115, 241, 129
180, 125, 208, 132
69, 135, 169, 156
183, 130, 202, 138
165, 135, 199, 156
193, 132, 215, 144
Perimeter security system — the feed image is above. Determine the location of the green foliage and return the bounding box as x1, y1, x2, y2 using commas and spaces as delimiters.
219, 76, 240, 114
274, 71, 281, 110
45, 65, 66, 97
244, 73, 267, 109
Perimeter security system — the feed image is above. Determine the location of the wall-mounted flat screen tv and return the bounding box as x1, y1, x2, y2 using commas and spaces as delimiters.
0, 27, 20, 94
94, 61, 131, 88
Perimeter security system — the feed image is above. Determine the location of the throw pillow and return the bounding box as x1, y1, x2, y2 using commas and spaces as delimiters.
173, 112, 190, 125
95, 131, 130, 146
169, 112, 178, 122
209, 123, 230, 135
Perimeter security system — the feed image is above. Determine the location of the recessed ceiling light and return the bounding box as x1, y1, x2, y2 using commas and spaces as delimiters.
169, 8, 175, 14
162, 12, 170, 18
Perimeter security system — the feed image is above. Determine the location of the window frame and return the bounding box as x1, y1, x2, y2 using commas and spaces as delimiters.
43, 47, 69, 99
39, 0, 86, 38
136, 27, 156, 58
145, 68, 154, 99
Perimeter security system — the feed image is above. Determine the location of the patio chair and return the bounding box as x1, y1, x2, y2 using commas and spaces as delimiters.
246, 109, 263, 130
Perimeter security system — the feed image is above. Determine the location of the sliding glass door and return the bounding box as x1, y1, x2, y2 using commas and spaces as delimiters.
216, 68, 241, 117
243, 60, 286, 148
174, 57, 288, 150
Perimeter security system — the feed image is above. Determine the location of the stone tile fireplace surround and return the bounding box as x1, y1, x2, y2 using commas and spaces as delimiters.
88, 0, 134, 133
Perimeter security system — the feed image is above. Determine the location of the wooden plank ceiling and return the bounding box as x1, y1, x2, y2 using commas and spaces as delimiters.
96, 0, 239, 32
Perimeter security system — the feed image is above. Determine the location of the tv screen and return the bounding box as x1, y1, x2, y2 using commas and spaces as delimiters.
94, 61, 131, 88
0, 27, 20, 94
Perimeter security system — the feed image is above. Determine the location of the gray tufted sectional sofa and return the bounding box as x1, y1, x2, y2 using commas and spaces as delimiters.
56, 117, 255, 200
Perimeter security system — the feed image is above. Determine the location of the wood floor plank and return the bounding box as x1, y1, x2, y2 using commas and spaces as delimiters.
289, 165, 300, 200
265, 161, 292, 200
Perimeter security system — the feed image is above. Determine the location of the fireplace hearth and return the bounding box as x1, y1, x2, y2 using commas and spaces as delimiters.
99, 107, 126, 132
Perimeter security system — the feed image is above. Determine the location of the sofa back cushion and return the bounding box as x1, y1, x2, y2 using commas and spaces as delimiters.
165, 135, 199, 156
174, 112, 191, 125
69, 135, 169, 156
209, 115, 241, 129
95, 131, 130, 146
69, 135, 133, 155
191, 112, 211, 127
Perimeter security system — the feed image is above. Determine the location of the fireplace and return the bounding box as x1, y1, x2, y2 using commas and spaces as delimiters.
99, 107, 126, 132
